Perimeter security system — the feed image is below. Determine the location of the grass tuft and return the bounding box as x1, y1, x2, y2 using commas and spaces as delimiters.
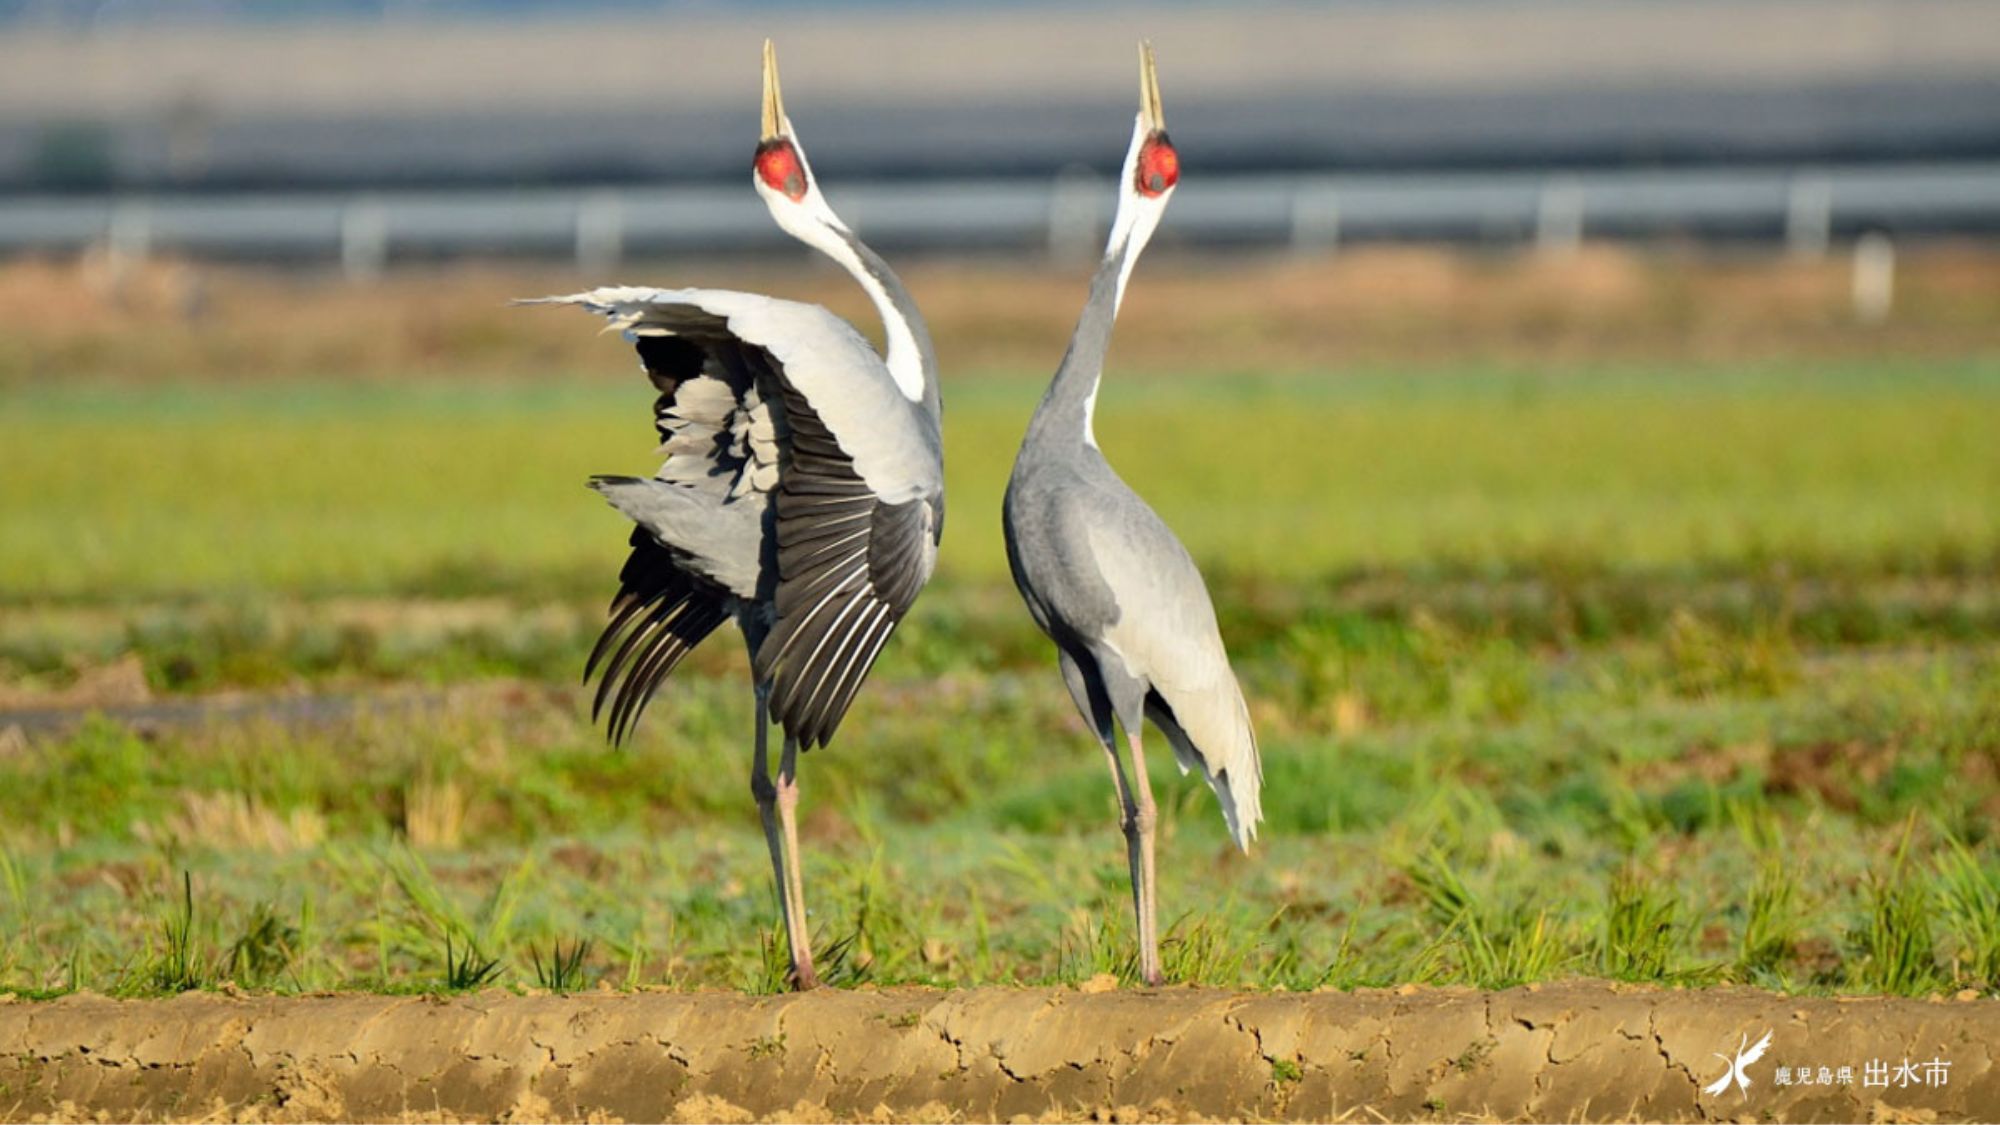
1407, 851, 1569, 989
1737, 855, 1798, 985
441, 934, 503, 993
1934, 837, 2000, 989
1598, 866, 1680, 981
1161, 911, 1265, 986
530, 937, 595, 994
145, 871, 209, 994
1847, 833, 1942, 995
226, 901, 299, 989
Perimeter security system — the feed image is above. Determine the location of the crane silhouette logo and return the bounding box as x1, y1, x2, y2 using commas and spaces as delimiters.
1704, 1030, 1774, 1097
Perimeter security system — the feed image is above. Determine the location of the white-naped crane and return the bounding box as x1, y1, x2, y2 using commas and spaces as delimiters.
526, 41, 944, 990
1001, 44, 1261, 987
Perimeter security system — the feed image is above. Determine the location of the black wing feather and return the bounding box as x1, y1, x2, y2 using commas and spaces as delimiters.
754, 379, 934, 749
584, 517, 731, 748
580, 321, 770, 746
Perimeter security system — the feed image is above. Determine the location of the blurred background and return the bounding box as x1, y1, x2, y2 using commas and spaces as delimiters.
2, 2, 1999, 998
4, 0, 2000, 262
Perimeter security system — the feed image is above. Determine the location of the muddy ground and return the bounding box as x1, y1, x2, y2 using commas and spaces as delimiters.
0, 982, 1992, 1123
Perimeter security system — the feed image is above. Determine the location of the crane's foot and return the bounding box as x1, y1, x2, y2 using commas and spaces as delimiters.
787, 964, 822, 991
1136, 934, 1164, 987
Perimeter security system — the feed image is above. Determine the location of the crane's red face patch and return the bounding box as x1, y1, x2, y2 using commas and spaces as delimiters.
1134, 133, 1179, 197
755, 139, 808, 201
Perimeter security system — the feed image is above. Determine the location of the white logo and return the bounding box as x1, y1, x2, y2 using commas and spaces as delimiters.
1704, 1030, 1774, 1097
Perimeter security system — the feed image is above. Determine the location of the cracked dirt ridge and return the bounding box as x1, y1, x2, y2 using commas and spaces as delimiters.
0, 982, 1992, 1123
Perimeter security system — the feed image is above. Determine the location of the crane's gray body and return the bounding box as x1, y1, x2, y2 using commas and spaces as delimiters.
1002, 241, 1262, 846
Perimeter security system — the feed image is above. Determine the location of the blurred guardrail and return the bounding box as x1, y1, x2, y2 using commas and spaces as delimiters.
3, 162, 1997, 274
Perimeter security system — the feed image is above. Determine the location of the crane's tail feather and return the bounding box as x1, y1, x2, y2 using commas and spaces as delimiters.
1146, 691, 1264, 851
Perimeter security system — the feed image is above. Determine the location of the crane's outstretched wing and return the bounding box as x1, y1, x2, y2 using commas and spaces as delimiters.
1702, 1060, 1735, 1097
529, 287, 938, 749
567, 313, 777, 744
636, 332, 779, 505
1741, 1031, 1773, 1068
755, 374, 937, 749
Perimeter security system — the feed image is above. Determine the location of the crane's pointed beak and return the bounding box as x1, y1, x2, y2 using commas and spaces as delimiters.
762, 38, 788, 141
1139, 41, 1164, 133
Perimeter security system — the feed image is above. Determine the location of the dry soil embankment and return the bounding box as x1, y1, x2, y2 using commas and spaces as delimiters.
0, 982, 1993, 1122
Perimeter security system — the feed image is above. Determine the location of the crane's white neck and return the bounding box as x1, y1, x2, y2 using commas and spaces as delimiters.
806, 223, 929, 404
755, 132, 930, 404
1073, 114, 1173, 448
1026, 118, 1174, 455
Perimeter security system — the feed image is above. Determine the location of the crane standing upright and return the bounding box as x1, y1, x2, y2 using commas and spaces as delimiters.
529, 42, 944, 990
1001, 45, 1262, 987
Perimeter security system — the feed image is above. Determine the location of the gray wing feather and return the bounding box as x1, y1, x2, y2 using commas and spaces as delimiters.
589, 475, 763, 599
1084, 506, 1264, 848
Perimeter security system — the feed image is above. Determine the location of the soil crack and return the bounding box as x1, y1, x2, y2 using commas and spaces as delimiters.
1648, 1005, 1709, 1122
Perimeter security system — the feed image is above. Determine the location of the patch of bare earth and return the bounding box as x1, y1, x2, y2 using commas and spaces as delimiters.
0, 654, 151, 713
0, 983, 1992, 1122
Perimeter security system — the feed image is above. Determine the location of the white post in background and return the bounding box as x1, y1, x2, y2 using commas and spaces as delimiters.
341, 198, 389, 281
1852, 231, 1895, 325
575, 191, 624, 275
1289, 182, 1341, 256
1048, 165, 1103, 266
1536, 177, 1584, 255
90, 199, 153, 300
1536, 175, 1584, 256
1786, 176, 1833, 260
107, 200, 152, 265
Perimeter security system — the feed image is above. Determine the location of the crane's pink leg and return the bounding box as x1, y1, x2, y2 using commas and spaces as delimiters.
1094, 734, 1149, 985
749, 687, 803, 985
1126, 729, 1164, 987
775, 735, 820, 989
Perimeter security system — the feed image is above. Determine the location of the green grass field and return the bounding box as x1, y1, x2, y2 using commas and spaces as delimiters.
5, 358, 1997, 598
3, 354, 1999, 999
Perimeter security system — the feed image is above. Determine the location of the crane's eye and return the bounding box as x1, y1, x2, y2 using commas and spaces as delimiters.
755, 139, 809, 201
1135, 134, 1179, 197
